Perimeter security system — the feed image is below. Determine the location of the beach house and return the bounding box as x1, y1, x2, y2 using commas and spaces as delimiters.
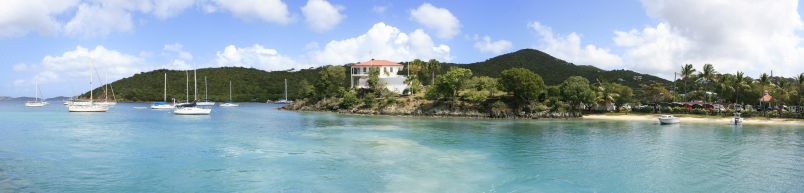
350, 59, 409, 94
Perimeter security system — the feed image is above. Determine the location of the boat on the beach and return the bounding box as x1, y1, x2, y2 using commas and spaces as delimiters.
658, 114, 680, 124
733, 112, 743, 125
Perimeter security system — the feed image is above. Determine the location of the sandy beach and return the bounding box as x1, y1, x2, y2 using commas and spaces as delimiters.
584, 114, 804, 126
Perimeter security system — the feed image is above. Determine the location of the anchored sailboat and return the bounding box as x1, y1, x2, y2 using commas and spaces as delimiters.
151, 73, 175, 109
174, 69, 212, 115
67, 63, 109, 112
274, 79, 291, 104
197, 76, 215, 106
220, 81, 238, 107
25, 79, 48, 107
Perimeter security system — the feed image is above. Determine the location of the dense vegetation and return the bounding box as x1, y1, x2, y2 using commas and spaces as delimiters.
81, 49, 671, 103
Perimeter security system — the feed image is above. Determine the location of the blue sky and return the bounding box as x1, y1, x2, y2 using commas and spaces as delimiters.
2, 0, 803, 97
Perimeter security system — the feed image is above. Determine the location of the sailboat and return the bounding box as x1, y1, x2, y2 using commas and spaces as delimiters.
220, 81, 239, 107
197, 76, 215, 106
151, 73, 175, 109
174, 69, 212, 115
67, 63, 109, 112
274, 79, 291, 104
25, 79, 49, 107
97, 76, 117, 106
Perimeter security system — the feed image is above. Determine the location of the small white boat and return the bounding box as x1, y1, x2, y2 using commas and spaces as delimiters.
174, 103, 211, 115
658, 114, 680, 125
733, 112, 743, 125
25, 80, 48, 107
274, 79, 292, 104
220, 81, 238, 107
197, 101, 215, 106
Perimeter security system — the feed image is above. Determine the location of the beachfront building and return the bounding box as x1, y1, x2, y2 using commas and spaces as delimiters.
350, 59, 409, 94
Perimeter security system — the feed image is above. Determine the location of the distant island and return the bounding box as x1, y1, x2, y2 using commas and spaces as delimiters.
71, 48, 803, 119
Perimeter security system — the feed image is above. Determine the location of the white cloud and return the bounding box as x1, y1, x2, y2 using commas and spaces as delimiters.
0, 0, 79, 37
529, 21, 623, 70
163, 43, 193, 61
64, 3, 137, 37
23, 46, 148, 85
212, 0, 292, 24
615, 0, 804, 79
308, 22, 451, 65
215, 44, 300, 71
410, 3, 460, 39
301, 0, 344, 32
473, 35, 512, 54
152, 0, 197, 19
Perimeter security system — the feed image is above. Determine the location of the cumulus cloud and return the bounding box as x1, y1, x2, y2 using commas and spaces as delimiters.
21, 46, 148, 85
215, 44, 300, 71
152, 0, 197, 19
0, 0, 78, 37
615, 0, 804, 79
529, 21, 623, 70
64, 3, 139, 37
473, 35, 512, 54
410, 3, 460, 39
301, 0, 344, 32
211, 0, 292, 24
308, 22, 451, 65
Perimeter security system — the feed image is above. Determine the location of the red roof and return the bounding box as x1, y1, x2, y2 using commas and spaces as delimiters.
352, 59, 402, 67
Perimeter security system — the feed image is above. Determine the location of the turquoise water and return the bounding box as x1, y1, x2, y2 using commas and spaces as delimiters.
0, 102, 802, 192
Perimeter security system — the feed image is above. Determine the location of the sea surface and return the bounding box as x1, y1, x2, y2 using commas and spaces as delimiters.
0, 102, 802, 192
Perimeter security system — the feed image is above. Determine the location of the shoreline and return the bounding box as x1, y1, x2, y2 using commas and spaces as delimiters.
584, 114, 804, 126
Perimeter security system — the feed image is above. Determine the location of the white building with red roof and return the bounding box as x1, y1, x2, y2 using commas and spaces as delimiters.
350, 59, 408, 94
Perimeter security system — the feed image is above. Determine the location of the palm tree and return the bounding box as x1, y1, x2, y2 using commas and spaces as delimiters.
735, 71, 745, 104
426, 59, 441, 85
699, 64, 717, 112
681, 64, 696, 101
759, 73, 770, 88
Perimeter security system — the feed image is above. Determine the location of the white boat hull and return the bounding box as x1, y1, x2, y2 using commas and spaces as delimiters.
68, 104, 109, 112
220, 103, 239, 107
173, 107, 211, 115
659, 118, 680, 124
96, 102, 117, 106
197, 101, 216, 106
25, 101, 48, 107
150, 104, 175, 109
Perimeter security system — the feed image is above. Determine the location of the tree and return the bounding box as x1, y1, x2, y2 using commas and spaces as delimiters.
298, 80, 315, 99
315, 65, 346, 98
798, 73, 804, 105
681, 64, 696, 101
366, 67, 384, 97
430, 67, 473, 104
500, 68, 545, 103
466, 76, 499, 96
405, 59, 425, 94
425, 59, 441, 85
559, 76, 596, 112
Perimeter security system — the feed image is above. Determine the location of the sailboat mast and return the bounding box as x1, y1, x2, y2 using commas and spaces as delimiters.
194, 69, 198, 101
284, 79, 288, 101
229, 81, 232, 101
90, 63, 94, 102
204, 76, 208, 100
163, 73, 167, 102
185, 70, 189, 103
34, 79, 39, 102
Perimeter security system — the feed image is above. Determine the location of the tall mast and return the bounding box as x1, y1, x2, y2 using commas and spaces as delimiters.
204, 76, 208, 100
185, 70, 189, 102
284, 79, 288, 101
90, 62, 94, 102
34, 79, 39, 102
103, 73, 108, 102
163, 73, 167, 102
229, 81, 232, 101
194, 69, 198, 101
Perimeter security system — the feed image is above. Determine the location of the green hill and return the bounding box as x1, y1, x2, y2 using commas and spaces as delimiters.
80, 49, 670, 102
446, 49, 669, 87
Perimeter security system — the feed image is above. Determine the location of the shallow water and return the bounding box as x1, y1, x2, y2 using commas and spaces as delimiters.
0, 102, 802, 192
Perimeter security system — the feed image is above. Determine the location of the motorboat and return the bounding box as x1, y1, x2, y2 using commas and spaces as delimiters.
733, 112, 743, 125
658, 114, 680, 125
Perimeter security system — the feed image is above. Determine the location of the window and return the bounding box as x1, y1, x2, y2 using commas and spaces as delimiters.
363, 67, 366, 73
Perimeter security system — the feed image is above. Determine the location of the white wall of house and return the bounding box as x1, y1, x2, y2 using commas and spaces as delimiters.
351, 65, 408, 94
